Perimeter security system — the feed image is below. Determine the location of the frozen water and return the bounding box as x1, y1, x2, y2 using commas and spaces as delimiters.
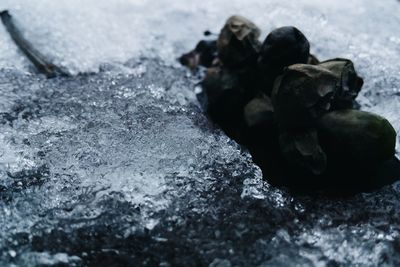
0, 0, 399, 266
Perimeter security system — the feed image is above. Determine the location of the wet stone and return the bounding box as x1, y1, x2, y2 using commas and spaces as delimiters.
201, 67, 248, 140
179, 40, 218, 70
243, 95, 274, 128
180, 15, 398, 194
258, 26, 310, 94
319, 58, 364, 109
272, 64, 337, 130
307, 54, 320, 65
279, 128, 327, 175
317, 109, 396, 165
217, 15, 261, 69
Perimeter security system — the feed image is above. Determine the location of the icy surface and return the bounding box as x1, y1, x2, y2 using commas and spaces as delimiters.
0, 0, 400, 266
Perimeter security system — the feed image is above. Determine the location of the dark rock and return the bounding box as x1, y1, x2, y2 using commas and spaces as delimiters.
217, 15, 261, 69
242, 94, 279, 155
179, 40, 218, 70
279, 129, 327, 175
254, 101, 397, 194
243, 95, 274, 128
201, 67, 248, 141
183, 18, 398, 195
318, 58, 364, 109
258, 26, 310, 94
272, 64, 337, 130
307, 54, 320, 65
317, 109, 396, 165
241, 95, 281, 177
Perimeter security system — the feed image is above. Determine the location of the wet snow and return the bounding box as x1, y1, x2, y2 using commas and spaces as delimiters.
0, 0, 400, 266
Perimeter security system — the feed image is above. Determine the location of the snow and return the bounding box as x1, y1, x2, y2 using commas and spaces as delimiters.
0, 0, 399, 266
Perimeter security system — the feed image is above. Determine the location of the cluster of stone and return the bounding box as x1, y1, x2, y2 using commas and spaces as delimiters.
180, 15, 398, 194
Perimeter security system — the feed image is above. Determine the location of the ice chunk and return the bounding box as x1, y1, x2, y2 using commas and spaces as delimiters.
0, 0, 399, 266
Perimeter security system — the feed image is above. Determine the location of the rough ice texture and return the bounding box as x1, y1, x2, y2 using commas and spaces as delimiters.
0, 0, 400, 266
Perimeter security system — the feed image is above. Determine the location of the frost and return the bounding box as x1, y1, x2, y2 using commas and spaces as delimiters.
0, 0, 400, 266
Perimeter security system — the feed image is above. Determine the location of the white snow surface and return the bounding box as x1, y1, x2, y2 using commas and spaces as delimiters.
0, 0, 399, 266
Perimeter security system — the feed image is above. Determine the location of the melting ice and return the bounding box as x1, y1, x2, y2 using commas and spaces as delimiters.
0, 0, 400, 266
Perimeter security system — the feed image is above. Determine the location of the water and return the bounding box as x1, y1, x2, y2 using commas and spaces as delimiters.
0, 0, 399, 266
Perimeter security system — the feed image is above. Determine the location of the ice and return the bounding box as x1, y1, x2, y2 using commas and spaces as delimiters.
0, 0, 400, 266
17, 252, 81, 267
